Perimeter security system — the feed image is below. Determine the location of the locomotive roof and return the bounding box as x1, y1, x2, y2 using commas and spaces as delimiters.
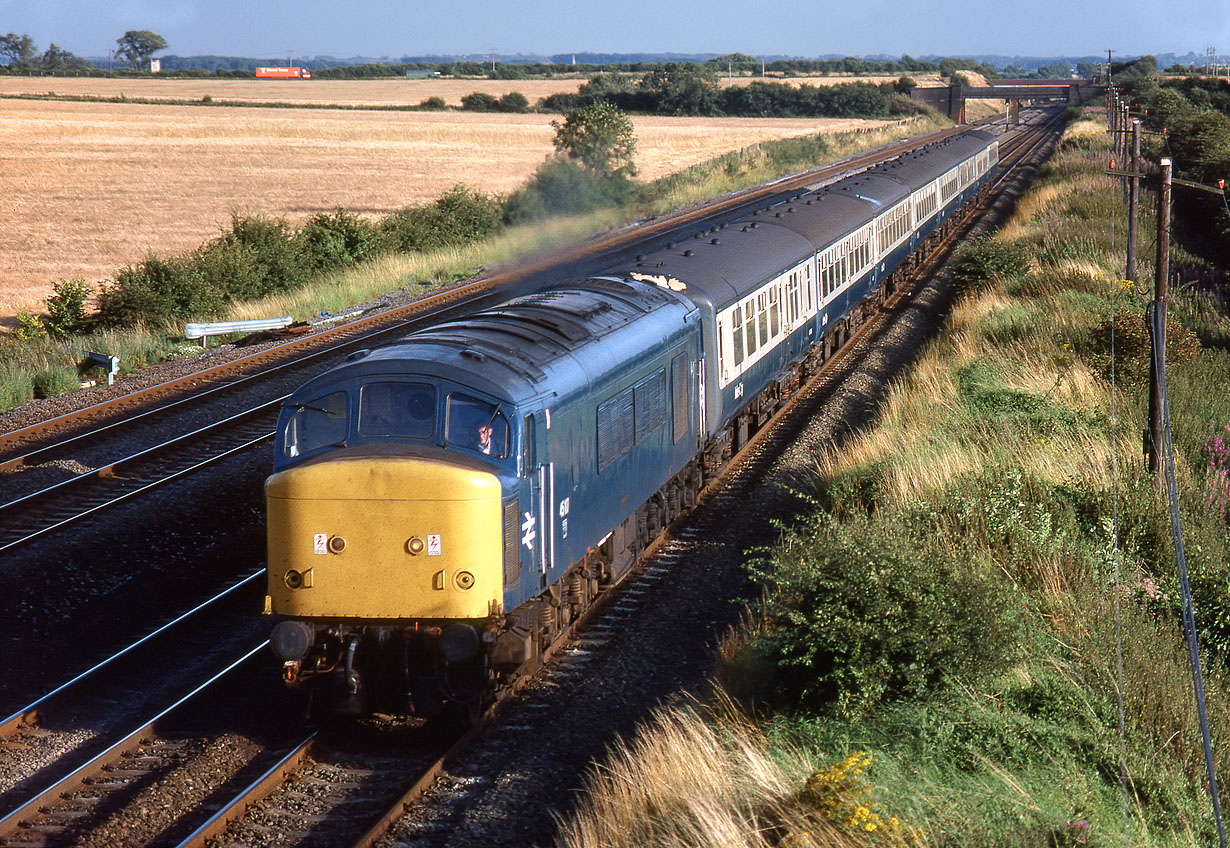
292, 278, 695, 406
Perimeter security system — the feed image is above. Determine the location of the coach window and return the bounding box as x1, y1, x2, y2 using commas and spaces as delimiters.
359, 382, 435, 438
769, 287, 780, 337
744, 300, 758, 356
283, 390, 348, 459
732, 306, 745, 366
753, 294, 764, 346
446, 393, 509, 459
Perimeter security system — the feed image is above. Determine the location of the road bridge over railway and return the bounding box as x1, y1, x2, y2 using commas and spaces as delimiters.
911, 78, 1103, 122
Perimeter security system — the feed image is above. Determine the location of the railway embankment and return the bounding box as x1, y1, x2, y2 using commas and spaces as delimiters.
553, 112, 1230, 846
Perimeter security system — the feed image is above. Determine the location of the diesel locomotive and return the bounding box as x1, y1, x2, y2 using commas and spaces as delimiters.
264, 128, 1000, 716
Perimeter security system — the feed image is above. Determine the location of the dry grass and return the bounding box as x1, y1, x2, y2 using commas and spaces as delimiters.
552, 702, 907, 848
2, 89, 896, 319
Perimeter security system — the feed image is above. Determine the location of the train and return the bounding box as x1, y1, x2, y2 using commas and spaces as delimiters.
263, 127, 1000, 717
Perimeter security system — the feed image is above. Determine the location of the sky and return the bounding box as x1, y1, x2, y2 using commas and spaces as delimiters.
2, 0, 1226, 61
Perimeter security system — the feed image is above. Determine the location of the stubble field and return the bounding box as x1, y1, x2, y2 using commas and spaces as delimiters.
1, 80, 904, 318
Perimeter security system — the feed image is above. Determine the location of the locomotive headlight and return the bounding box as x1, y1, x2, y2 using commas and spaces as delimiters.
270, 620, 315, 662
439, 623, 480, 663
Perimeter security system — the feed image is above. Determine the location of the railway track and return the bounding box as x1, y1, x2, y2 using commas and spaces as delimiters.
0, 111, 1061, 847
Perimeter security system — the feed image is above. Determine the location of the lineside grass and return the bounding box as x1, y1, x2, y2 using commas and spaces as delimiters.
0, 113, 944, 414
551, 111, 1230, 847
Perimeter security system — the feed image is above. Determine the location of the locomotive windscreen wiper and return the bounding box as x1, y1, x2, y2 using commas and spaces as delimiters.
292, 402, 338, 415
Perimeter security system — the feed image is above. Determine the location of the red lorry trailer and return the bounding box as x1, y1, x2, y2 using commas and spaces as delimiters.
255, 67, 312, 79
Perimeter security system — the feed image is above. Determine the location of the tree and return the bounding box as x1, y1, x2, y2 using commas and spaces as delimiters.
115, 30, 167, 70
0, 33, 37, 68
636, 63, 721, 115
41, 43, 90, 73
551, 101, 637, 179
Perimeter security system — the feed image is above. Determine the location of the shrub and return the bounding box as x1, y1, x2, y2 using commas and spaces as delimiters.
459, 91, 499, 111
503, 157, 634, 223
754, 510, 1021, 714
193, 238, 266, 302
219, 214, 311, 296
299, 208, 381, 272
419, 95, 447, 110
380, 185, 501, 253
42, 278, 92, 338
13, 310, 48, 342
97, 255, 223, 328
497, 91, 530, 113
951, 237, 1031, 294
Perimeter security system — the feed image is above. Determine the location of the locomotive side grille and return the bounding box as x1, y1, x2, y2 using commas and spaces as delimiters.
503, 499, 521, 587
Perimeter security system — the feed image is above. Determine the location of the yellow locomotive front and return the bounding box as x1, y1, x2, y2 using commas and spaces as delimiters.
264, 370, 515, 716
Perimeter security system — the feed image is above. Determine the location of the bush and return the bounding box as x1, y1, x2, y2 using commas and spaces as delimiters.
497, 91, 530, 113
380, 185, 501, 253
212, 214, 310, 298
951, 237, 1031, 294
503, 157, 635, 224
754, 510, 1021, 714
97, 255, 223, 328
13, 310, 48, 343
460, 91, 499, 111
299, 208, 381, 272
419, 95, 447, 110
43, 278, 92, 338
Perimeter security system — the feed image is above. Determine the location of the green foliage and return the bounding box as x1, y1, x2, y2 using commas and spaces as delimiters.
459, 91, 499, 111
503, 157, 634, 223
115, 29, 167, 71
635, 63, 722, 116
299, 208, 380, 272
1080, 307, 1205, 388
951, 237, 1031, 294
419, 95, 447, 110
0, 32, 37, 68
497, 91, 530, 113
97, 255, 222, 328
551, 101, 637, 178
42, 278, 93, 339
40, 42, 90, 73
380, 185, 501, 252
753, 509, 1021, 714
216, 213, 311, 296
13, 310, 48, 343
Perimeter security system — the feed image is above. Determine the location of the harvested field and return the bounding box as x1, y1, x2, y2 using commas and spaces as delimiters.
0, 73, 947, 109
1, 91, 901, 318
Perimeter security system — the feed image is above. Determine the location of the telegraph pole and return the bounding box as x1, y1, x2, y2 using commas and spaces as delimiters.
1126, 119, 1140, 285
1148, 158, 1172, 483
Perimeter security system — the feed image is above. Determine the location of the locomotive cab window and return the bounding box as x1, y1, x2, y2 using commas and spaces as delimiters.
283, 390, 348, 459
359, 382, 436, 438
446, 393, 509, 459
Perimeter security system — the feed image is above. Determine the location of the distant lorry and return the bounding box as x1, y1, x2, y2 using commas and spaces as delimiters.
255, 66, 312, 79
